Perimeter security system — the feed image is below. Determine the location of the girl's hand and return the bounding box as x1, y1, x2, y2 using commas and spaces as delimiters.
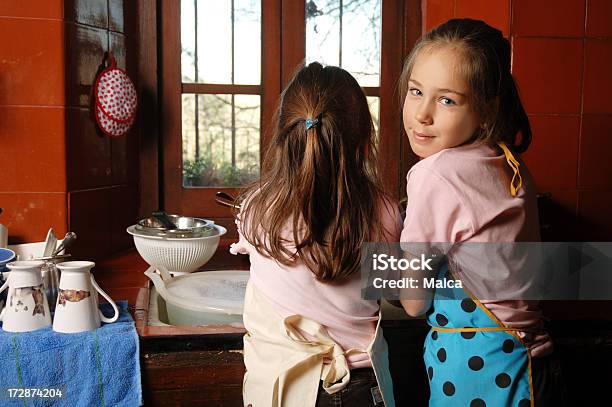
518, 331, 554, 358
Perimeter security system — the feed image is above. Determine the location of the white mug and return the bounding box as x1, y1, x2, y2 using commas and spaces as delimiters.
0, 261, 52, 332
53, 261, 119, 333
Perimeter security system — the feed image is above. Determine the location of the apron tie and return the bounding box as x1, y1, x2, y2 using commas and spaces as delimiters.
241, 281, 396, 406
283, 314, 365, 394
498, 142, 523, 197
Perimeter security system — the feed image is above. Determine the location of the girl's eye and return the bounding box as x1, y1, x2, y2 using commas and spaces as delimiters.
409, 88, 422, 97
440, 97, 456, 106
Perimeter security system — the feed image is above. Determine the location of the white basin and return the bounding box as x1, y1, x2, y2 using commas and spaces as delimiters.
145, 268, 248, 326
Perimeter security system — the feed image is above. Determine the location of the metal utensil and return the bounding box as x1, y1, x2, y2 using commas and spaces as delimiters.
39, 230, 71, 314
0, 208, 6, 248
43, 228, 57, 258
52, 232, 77, 257
215, 191, 241, 209
34, 254, 72, 261
135, 215, 214, 238
152, 211, 178, 229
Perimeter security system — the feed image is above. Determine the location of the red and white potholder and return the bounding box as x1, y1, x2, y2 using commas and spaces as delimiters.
94, 57, 137, 137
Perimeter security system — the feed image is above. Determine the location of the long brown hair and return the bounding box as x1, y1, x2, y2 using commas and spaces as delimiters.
239, 62, 388, 282
399, 18, 532, 153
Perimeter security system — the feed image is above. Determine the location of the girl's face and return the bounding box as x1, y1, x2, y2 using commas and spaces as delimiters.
403, 46, 481, 159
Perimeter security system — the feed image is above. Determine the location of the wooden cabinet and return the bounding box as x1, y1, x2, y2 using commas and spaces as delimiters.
138, 320, 612, 406
140, 334, 245, 406
142, 350, 245, 406
138, 323, 432, 406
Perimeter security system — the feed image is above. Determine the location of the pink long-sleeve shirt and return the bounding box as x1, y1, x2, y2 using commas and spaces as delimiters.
400, 142, 549, 339
231, 197, 402, 369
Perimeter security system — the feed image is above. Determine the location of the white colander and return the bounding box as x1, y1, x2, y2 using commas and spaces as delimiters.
127, 224, 226, 273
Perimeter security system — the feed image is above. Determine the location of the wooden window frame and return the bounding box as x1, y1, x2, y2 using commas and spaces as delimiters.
159, 0, 421, 231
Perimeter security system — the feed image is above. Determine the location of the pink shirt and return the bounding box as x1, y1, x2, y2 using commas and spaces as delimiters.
231, 198, 402, 369
400, 142, 544, 332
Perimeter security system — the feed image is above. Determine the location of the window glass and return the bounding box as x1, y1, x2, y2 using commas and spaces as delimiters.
305, 0, 381, 87
182, 94, 261, 187
181, 0, 261, 84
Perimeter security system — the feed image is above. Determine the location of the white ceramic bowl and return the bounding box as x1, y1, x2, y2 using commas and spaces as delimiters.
127, 224, 226, 273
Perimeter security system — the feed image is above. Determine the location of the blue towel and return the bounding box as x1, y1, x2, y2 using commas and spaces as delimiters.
0, 301, 142, 406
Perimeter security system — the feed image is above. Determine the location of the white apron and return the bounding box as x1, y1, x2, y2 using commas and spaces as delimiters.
242, 281, 396, 407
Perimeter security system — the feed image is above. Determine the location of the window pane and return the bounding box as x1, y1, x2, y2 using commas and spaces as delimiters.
305, 0, 381, 87
180, 0, 196, 82
197, 1, 232, 83
234, 0, 261, 85
342, 0, 381, 87
305, 0, 340, 67
182, 94, 260, 187
181, 0, 261, 85
181, 0, 232, 83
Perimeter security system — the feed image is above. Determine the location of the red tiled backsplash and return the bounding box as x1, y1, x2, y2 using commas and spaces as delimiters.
512, 0, 585, 38
0, 106, 67, 192
455, 0, 510, 37
1, 192, 68, 244
423, 0, 454, 33
586, 0, 612, 38
0, 18, 64, 106
522, 115, 580, 191
511, 37, 583, 115
579, 114, 612, 189
583, 39, 612, 114
0, 0, 63, 20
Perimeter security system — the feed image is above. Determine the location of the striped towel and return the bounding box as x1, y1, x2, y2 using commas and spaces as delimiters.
0, 301, 142, 406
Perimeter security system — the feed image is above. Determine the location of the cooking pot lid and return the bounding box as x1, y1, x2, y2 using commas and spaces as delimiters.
163, 270, 249, 313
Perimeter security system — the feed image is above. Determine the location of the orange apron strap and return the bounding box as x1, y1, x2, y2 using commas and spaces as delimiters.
498, 142, 523, 197
430, 326, 523, 333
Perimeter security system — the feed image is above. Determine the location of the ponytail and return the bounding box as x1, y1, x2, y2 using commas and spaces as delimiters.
496, 72, 532, 153
506, 76, 531, 153
240, 62, 387, 282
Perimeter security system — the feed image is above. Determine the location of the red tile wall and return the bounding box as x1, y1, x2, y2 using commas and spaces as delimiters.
0, 1, 68, 243
0, 0, 139, 257
421, 0, 612, 241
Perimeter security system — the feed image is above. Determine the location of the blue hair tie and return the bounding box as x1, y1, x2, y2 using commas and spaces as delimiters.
305, 117, 321, 131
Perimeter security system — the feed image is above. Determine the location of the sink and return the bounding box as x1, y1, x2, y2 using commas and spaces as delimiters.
147, 285, 170, 326
144, 268, 248, 326
147, 285, 246, 327
145, 269, 408, 327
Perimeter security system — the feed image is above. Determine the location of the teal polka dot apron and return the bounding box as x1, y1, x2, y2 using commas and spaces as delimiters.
424, 263, 534, 407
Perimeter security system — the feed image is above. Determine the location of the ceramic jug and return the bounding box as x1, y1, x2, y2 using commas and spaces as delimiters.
0, 260, 52, 332
53, 261, 119, 333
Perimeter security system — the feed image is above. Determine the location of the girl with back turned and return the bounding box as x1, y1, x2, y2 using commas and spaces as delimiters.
231, 62, 401, 407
